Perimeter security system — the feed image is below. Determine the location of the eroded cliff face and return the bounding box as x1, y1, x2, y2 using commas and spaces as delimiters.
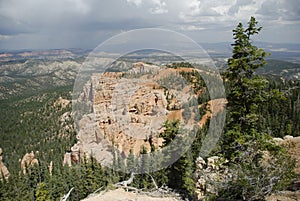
70, 62, 209, 166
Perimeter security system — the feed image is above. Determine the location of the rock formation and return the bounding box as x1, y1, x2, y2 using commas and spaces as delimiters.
54, 97, 70, 109
63, 153, 72, 167
265, 136, 300, 201
71, 63, 205, 167
273, 135, 300, 174
0, 148, 10, 180
21, 151, 39, 174
63, 144, 81, 167
195, 156, 230, 200
49, 161, 53, 176
194, 136, 300, 200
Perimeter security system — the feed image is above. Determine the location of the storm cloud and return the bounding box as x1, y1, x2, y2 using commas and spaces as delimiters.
0, 0, 299, 50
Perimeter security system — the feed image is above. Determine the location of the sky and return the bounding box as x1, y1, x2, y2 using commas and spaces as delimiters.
0, 0, 299, 50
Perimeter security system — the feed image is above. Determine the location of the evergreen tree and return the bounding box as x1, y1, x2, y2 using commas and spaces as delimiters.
218, 16, 295, 200
159, 120, 196, 198
126, 149, 136, 173
225, 16, 269, 133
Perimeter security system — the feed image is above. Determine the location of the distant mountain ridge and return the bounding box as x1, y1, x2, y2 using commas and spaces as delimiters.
202, 42, 300, 63
257, 59, 300, 80
0, 48, 89, 62
1, 42, 299, 62
0, 58, 80, 99
1, 47, 299, 99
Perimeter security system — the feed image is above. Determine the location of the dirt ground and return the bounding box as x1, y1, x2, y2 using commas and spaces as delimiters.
82, 188, 183, 201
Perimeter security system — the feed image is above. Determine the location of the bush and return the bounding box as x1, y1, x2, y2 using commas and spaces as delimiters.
216, 131, 295, 201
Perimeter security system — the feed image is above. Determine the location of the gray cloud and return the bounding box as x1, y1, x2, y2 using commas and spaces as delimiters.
257, 0, 300, 21
228, 0, 256, 15
0, 0, 299, 50
0, 15, 34, 35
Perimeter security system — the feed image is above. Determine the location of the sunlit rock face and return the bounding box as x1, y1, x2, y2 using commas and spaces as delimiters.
72, 62, 205, 167
0, 148, 10, 180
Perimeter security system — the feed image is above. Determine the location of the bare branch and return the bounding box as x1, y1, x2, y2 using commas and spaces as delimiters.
60, 187, 74, 201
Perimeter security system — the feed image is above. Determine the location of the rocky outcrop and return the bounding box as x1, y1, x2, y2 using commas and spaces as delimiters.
63, 144, 81, 167
194, 136, 300, 200
195, 156, 230, 200
54, 97, 71, 109
0, 148, 10, 180
273, 135, 300, 174
265, 136, 300, 201
21, 151, 39, 174
63, 153, 72, 167
71, 63, 203, 167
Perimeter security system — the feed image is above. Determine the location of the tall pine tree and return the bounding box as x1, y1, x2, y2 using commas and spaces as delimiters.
225, 16, 269, 133
218, 17, 295, 201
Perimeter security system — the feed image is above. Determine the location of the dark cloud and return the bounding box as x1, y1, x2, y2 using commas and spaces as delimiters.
0, 15, 34, 35
0, 0, 299, 50
257, 0, 300, 21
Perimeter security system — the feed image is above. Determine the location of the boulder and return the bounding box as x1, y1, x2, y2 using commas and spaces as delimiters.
273, 137, 284, 145
284, 135, 294, 140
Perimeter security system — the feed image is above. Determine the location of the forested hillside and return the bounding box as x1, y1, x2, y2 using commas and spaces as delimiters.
0, 17, 299, 201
